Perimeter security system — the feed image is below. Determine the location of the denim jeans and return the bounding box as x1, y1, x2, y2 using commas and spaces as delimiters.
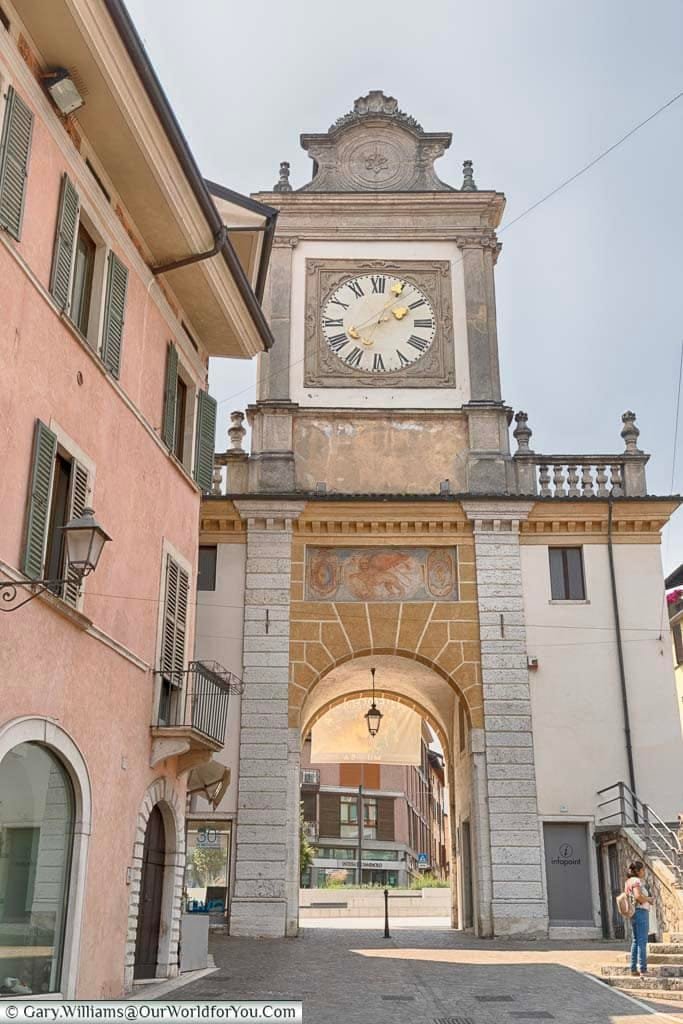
630, 906, 649, 972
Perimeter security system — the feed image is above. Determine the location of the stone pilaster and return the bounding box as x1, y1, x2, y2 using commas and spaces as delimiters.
463, 501, 549, 937
230, 501, 305, 938
257, 239, 296, 403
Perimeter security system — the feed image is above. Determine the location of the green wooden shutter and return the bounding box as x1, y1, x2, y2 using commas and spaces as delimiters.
162, 342, 178, 449
194, 389, 217, 493
101, 252, 128, 378
0, 86, 33, 239
63, 460, 89, 606
161, 555, 189, 682
23, 420, 57, 580
49, 174, 79, 310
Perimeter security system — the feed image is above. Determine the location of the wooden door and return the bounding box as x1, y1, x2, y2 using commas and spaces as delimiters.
134, 806, 165, 979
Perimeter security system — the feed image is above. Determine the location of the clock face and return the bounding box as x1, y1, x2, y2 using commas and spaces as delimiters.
321, 274, 436, 374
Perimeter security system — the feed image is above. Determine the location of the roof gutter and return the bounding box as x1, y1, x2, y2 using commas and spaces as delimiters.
102, 0, 273, 351
204, 179, 278, 303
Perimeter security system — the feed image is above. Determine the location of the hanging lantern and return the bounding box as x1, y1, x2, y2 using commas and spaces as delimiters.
364, 666, 383, 737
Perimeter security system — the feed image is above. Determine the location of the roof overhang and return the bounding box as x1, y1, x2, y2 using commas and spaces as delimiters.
206, 180, 278, 303
10, 0, 272, 357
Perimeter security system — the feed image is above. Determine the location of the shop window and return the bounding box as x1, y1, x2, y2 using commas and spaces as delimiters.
549, 546, 586, 601
0, 743, 74, 995
183, 821, 231, 922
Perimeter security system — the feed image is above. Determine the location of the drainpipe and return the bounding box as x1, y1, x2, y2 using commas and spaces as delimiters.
607, 496, 637, 796
151, 224, 228, 276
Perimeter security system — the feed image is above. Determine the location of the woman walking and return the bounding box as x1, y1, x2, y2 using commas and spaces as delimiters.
625, 861, 652, 977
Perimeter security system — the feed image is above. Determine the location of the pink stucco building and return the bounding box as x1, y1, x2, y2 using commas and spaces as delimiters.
0, 0, 274, 997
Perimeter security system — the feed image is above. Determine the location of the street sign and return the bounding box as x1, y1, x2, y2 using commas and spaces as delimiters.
417, 852, 429, 866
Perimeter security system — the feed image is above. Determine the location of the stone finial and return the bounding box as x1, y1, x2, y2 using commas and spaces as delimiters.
461, 159, 478, 192
513, 411, 533, 453
621, 410, 642, 454
228, 410, 247, 451
273, 161, 292, 192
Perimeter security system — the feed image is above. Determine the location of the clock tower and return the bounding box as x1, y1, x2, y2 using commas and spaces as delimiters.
243, 90, 512, 499
220, 93, 553, 942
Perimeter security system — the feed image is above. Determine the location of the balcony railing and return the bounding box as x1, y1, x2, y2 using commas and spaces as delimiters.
513, 411, 649, 498
157, 661, 243, 747
301, 769, 320, 788
303, 821, 318, 842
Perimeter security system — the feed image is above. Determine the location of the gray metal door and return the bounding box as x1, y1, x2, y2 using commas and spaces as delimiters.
543, 823, 593, 925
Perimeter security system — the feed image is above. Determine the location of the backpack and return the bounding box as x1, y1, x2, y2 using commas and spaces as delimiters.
616, 890, 634, 919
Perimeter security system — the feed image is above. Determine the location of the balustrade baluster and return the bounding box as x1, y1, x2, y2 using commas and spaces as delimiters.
581, 465, 595, 497
212, 464, 223, 495
538, 464, 551, 497
610, 464, 624, 496
566, 464, 580, 497
596, 464, 609, 497
552, 464, 566, 497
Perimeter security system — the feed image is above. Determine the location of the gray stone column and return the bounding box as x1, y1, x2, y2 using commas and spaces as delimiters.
463, 501, 549, 938
230, 501, 305, 938
469, 728, 493, 936
257, 239, 296, 403
458, 238, 502, 403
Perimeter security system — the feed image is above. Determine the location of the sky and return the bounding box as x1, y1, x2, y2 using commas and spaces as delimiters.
126, 0, 683, 572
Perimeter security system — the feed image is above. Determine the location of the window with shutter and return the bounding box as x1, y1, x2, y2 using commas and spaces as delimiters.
194, 389, 217, 493
101, 252, 128, 378
63, 460, 89, 606
319, 793, 341, 838
0, 86, 33, 239
23, 420, 57, 580
162, 342, 178, 450
49, 174, 80, 310
376, 797, 395, 842
160, 554, 189, 682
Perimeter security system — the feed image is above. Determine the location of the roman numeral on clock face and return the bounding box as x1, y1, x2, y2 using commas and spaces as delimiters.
407, 335, 429, 352
371, 276, 386, 294
347, 280, 364, 299
413, 318, 433, 329
397, 350, 410, 366
330, 298, 349, 310
328, 334, 348, 352
345, 346, 363, 367
408, 298, 426, 310
323, 318, 344, 328
372, 353, 385, 371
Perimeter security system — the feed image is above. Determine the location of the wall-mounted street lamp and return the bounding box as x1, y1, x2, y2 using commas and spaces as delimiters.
364, 666, 383, 738
42, 68, 85, 116
0, 508, 110, 612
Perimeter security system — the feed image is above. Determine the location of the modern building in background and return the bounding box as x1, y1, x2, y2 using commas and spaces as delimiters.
0, 0, 271, 998
299, 730, 449, 889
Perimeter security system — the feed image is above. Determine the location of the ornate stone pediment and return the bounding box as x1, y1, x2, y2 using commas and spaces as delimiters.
299, 91, 455, 193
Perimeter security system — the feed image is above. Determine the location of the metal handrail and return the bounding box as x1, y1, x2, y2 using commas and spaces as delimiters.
597, 781, 682, 879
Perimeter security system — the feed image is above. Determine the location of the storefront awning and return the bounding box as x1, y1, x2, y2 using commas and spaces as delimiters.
187, 761, 230, 810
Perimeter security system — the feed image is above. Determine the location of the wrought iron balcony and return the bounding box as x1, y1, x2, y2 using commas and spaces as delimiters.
151, 661, 243, 772
303, 821, 318, 842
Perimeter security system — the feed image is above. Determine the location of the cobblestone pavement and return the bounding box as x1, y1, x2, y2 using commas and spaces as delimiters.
174, 926, 682, 1024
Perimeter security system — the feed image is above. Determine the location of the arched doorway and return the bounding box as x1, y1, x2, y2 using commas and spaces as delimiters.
134, 805, 166, 979
297, 654, 486, 934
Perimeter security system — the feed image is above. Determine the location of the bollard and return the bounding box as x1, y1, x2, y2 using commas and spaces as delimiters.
384, 887, 390, 938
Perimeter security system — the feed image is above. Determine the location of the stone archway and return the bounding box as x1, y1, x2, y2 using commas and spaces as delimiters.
123, 778, 185, 991
295, 652, 488, 934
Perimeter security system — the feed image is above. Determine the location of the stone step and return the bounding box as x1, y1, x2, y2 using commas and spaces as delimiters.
646, 953, 683, 964
604, 965, 683, 978
604, 974, 683, 991
622, 988, 683, 1003
649, 943, 683, 955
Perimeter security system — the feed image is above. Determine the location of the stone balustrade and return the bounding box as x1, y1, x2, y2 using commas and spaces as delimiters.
512, 410, 649, 498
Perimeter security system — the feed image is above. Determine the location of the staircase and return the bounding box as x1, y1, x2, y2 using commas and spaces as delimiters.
597, 782, 683, 884
601, 934, 683, 1003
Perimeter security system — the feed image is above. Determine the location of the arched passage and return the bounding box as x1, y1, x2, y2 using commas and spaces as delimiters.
294, 653, 489, 933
